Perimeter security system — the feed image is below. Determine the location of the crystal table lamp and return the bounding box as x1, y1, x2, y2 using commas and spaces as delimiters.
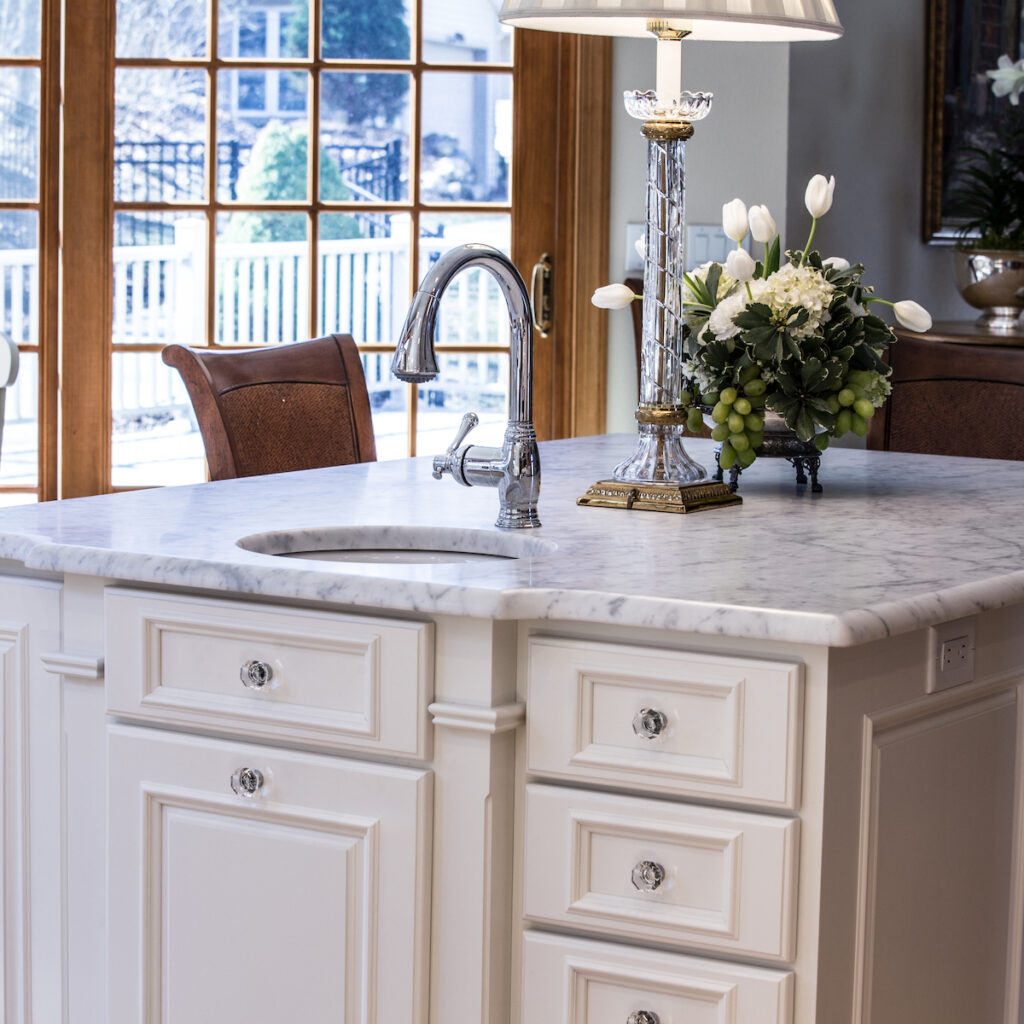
499, 0, 843, 504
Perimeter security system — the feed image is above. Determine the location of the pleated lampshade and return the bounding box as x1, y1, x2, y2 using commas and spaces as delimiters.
498, 0, 843, 40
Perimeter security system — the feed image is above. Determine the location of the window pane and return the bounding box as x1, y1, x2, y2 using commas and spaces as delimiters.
116, 0, 206, 58
320, 71, 410, 202
318, 212, 410, 341
114, 212, 208, 346
420, 214, 511, 347
416, 356, 509, 453
112, 353, 206, 487
422, 0, 512, 64
115, 69, 207, 202
321, 0, 410, 61
217, 77, 311, 201
0, 211, 37, 346
421, 73, 511, 203
0, 68, 39, 200
217, 212, 308, 344
0, 0, 40, 57
1, 351, 37, 487
219, 0, 310, 59
370, 373, 407, 461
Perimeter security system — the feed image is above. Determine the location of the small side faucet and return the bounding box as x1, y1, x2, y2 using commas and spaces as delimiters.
391, 244, 541, 529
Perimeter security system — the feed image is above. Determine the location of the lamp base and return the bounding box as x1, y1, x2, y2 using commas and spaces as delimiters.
577, 479, 741, 514
611, 420, 708, 485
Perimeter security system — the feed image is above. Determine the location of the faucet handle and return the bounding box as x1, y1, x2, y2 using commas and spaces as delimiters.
433, 412, 479, 479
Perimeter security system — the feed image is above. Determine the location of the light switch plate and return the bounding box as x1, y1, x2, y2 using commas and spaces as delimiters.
926, 616, 977, 692
624, 223, 741, 274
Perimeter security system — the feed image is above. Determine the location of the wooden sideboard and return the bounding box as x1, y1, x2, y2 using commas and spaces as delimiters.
867, 321, 1024, 460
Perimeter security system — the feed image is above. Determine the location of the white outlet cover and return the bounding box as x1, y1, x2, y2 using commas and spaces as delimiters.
926, 615, 977, 693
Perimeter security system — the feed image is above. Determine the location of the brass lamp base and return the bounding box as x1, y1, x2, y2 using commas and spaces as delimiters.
577, 479, 742, 514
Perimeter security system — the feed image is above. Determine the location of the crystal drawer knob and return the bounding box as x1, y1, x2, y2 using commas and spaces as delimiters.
631, 860, 665, 892
632, 707, 667, 739
240, 659, 273, 689
627, 1012, 660, 1024
230, 767, 265, 797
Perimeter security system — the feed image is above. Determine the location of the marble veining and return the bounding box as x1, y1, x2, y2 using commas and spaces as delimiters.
0, 434, 1022, 646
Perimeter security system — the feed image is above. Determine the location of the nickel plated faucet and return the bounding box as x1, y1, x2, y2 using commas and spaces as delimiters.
391, 243, 541, 529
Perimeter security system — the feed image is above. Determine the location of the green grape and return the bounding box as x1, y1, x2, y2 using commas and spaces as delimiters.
711, 402, 730, 424
826, 395, 841, 415
743, 378, 767, 397
719, 442, 737, 470
850, 385, 867, 402
739, 365, 760, 385
814, 432, 830, 451
847, 369, 873, 388
720, 387, 738, 405
733, 397, 752, 415
747, 394, 766, 409
737, 445, 757, 467
686, 407, 705, 433
702, 390, 720, 406
727, 412, 746, 434
744, 412, 763, 432
836, 408, 853, 435
837, 388, 856, 407
679, 389, 692, 405
853, 398, 874, 419
730, 433, 750, 452
851, 413, 869, 437
748, 431, 764, 450
711, 423, 730, 442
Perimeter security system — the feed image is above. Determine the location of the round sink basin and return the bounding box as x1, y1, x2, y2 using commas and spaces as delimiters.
237, 525, 557, 565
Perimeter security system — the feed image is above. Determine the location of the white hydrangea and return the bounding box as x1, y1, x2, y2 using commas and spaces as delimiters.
705, 264, 835, 341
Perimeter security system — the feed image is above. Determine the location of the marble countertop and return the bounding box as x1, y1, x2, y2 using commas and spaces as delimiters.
0, 434, 1022, 647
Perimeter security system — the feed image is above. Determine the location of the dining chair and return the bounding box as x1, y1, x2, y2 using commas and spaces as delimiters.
162, 333, 377, 480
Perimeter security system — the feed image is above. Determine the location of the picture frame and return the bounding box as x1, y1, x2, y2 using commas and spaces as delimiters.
923, 0, 1023, 243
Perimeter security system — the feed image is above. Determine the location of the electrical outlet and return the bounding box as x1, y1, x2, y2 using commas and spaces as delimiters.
927, 616, 976, 692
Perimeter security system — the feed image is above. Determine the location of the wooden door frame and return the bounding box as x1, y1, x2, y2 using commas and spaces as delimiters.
58, 13, 611, 496
513, 30, 611, 441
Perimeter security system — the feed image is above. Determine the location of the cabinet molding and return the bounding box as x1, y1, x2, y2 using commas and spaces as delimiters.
428, 700, 525, 734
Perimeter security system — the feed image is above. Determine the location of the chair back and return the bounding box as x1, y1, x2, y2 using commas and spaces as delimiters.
162, 334, 377, 480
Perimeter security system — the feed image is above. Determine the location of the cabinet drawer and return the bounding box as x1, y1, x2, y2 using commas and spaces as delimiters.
523, 784, 799, 961
522, 932, 793, 1024
105, 588, 433, 758
526, 636, 803, 809
108, 724, 432, 1024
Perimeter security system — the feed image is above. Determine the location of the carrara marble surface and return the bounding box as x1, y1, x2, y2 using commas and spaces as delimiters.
0, 434, 1022, 647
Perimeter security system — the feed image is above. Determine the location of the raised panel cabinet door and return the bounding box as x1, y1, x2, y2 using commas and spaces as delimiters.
107, 724, 432, 1024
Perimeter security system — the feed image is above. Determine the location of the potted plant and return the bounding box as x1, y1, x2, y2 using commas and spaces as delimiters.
952, 55, 1024, 330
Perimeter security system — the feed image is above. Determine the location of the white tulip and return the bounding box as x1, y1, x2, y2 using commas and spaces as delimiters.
823, 256, 851, 271
725, 247, 756, 283
591, 283, 637, 310
722, 198, 749, 243
805, 174, 836, 218
893, 300, 933, 333
748, 204, 777, 244
987, 54, 1024, 106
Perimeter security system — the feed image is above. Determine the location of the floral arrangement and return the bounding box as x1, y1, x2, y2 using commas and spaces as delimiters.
954, 54, 1024, 251
593, 174, 933, 472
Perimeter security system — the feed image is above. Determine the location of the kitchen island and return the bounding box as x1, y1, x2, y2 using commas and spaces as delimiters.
0, 434, 1021, 1024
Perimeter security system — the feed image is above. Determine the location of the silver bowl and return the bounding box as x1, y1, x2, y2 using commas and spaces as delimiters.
953, 249, 1024, 331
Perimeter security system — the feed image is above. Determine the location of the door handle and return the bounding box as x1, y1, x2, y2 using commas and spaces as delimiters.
530, 254, 553, 339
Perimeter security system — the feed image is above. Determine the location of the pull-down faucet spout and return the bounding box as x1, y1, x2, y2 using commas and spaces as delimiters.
391, 243, 541, 529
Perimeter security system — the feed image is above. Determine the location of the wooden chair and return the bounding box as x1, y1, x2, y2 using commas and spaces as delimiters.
162, 334, 377, 480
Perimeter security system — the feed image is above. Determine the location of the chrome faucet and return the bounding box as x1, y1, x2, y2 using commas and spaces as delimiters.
391, 243, 541, 529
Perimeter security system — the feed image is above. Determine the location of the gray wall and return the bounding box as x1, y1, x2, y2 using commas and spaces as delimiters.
606, 39, 791, 432
787, 0, 969, 323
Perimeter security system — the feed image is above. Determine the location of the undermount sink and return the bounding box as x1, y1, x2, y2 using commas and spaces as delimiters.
236, 525, 557, 565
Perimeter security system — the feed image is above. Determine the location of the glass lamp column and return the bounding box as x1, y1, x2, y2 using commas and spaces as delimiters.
613, 81, 712, 485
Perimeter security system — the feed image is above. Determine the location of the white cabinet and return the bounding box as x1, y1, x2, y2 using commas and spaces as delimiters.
107, 723, 432, 1024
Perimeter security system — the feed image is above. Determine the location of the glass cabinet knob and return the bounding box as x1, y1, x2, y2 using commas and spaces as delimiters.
631, 860, 665, 892
627, 1012, 660, 1024
240, 659, 274, 689
230, 767, 265, 797
632, 707, 668, 739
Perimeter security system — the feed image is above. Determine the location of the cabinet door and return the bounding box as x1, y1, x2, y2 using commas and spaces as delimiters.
108, 724, 431, 1024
